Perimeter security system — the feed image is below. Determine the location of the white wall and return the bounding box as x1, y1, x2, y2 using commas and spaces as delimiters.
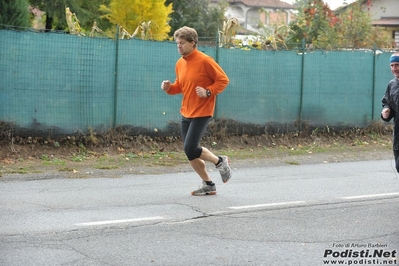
364, 0, 399, 19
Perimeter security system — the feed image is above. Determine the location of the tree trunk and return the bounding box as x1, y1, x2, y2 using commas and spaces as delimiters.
45, 15, 53, 32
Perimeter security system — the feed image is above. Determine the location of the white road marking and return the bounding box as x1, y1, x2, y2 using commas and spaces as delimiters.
228, 192, 399, 211
75, 216, 164, 226
341, 192, 399, 200
74, 193, 399, 227
228, 201, 306, 210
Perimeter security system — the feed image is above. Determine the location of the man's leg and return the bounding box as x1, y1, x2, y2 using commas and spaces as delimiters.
394, 150, 399, 173
181, 117, 218, 195
181, 117, 214, 181
189, 158, 212, 182
189, 158, 217, 196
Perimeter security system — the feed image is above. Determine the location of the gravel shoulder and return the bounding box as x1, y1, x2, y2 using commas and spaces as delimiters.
0, 141, 394, 181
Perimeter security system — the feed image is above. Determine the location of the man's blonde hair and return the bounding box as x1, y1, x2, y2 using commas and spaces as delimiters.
174, 26, 198, 47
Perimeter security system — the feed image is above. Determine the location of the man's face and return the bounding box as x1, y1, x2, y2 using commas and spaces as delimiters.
176, 37, 195, 57
391, 62, 399, 79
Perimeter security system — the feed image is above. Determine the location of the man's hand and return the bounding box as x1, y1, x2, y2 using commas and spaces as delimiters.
195, 86, 207, 98
161, 80, 171, 92
382, 108, 390, 119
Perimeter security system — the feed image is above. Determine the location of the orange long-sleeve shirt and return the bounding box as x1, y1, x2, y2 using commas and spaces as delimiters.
167, 49, 229, 118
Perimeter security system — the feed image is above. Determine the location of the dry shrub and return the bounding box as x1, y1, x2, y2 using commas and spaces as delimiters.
0, 119, 392, 153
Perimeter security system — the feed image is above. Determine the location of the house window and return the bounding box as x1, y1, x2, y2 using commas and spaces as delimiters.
395, 31, 399, 47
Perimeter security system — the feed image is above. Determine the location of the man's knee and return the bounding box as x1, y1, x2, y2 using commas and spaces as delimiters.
184, 144, 201, 161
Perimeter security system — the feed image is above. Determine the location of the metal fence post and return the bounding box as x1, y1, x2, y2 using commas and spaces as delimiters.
372, 44, 377, 121
215, 31, 219, 63
215, 31, 220, 120
298, 38, 306, 132
113, 25, 120, 129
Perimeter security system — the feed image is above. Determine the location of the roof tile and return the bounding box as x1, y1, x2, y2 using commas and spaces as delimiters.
373, 17, 399, 26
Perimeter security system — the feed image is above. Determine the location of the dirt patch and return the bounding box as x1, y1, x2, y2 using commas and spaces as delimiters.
0, 123, 395, 179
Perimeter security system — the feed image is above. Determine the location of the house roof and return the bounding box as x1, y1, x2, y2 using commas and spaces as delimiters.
373, 17, 399, 26
214, 0, 295, 9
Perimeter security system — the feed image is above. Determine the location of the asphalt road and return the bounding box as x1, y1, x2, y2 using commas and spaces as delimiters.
1, 159, 398, 266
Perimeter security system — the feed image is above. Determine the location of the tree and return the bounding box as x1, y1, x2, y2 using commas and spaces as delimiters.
286, 0, 339, 49
165, 0, 226, 38
100, 0, 172, 40
77, 0, 112, 32
0, 0, 31, 27
29, 0, 87, 31
290, 0, 310, 8
285, 0, 393, 49
29, 0, 109, 32
334, 0, 379, 48
335, 1, 370, 47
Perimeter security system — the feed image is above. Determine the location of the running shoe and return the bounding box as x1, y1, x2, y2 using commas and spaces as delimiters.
191, 181, 217, 196
216, 156, 231, 183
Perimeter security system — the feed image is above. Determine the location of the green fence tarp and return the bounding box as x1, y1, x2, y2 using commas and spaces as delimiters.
0, 30, 394, 135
